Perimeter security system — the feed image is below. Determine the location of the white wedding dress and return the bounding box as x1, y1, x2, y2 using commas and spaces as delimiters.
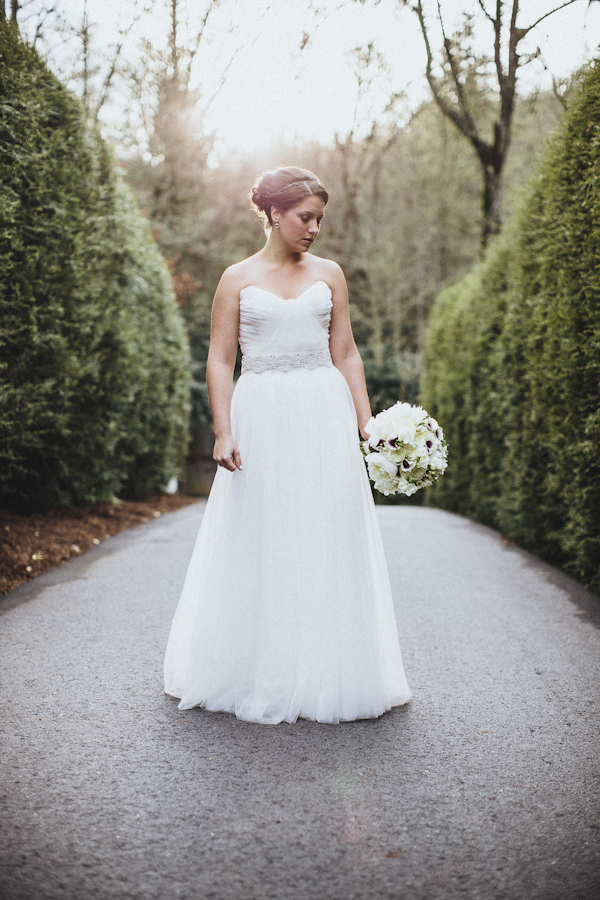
164, 280, 411, 724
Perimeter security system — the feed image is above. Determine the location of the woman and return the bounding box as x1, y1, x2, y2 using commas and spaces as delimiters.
164, 166, 411, 724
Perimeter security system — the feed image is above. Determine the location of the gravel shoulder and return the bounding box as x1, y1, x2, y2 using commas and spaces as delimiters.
0, 494, 196, 597
1, 504, 599, 900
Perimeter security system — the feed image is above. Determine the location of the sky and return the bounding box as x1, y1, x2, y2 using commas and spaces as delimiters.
25, 0, 600, 158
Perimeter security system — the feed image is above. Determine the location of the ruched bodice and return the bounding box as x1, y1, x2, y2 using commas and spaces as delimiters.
238, 281, 332, 357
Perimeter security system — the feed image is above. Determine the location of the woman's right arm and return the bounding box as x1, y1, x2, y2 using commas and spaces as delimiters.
206, 271, 243, 472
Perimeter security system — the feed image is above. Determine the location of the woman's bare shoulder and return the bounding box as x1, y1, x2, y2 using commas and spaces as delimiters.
309, 256, 346, 293
218, 259, 257, 291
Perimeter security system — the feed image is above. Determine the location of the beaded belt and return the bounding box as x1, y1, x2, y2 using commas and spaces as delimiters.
241, 349, 333, 375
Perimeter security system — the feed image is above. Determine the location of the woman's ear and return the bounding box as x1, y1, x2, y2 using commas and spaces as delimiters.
271, 205, 281, 229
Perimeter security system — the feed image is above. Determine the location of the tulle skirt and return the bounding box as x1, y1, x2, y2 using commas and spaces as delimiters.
164, 364, 411, 724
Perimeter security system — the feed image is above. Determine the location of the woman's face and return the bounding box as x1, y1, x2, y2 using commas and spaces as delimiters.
273, 195, 325, 253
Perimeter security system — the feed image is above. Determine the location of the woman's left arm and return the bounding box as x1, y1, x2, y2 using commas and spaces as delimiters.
327, 263, 372, 440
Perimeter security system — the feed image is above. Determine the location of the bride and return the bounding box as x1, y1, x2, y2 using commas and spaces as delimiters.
164, 165, 411, 724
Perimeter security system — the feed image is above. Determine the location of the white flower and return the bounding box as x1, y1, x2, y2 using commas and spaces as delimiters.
398, 454, 417, 473
412, 438, 430, 457
418, 433, 437, 454
395, 476, 419, 497
404, 482, 420, 497
412, 461, 429, 480
405, 404, 427, 424
365, 411, 399, 448
365, 452, 399, 495
386, 407, 418, 444
430, 447, 448, 472
397, 420, 418, 444
395, 476, 411, 494
380, 443, 408, 464
390, 402, 425, 424
362, 400, 447, 496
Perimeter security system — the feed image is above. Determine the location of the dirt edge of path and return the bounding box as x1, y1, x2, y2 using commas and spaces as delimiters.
0, 494, 198, 597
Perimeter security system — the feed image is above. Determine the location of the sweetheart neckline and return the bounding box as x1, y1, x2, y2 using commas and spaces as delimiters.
240, 280, 330, 302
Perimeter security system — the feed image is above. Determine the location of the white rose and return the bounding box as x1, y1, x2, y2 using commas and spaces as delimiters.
408, 446, 430, 478
392, 415, 417, 444
381, 445, 408, 464
365, 411, 399, 448
412, 462, 429, 480
365, 452, 399, 495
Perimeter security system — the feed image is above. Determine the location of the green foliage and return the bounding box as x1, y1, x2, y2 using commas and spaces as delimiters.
0, 24, 191, 512
422, 61, 600, 593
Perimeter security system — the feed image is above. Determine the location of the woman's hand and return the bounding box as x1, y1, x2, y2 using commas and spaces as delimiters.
213, 433, 243, 471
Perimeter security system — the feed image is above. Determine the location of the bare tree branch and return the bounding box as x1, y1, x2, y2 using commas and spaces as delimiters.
202, 39, 241, 110
93, 41, 124, 117
412, 2, 484, 152
412, 2, 462, 130
476, 0, 494, 24
187, 0, 222, 74
436, 0, 479, 142
436, 0, 473, 118
521, 0, 581, 36
507, 0, 522, 82
401, 0, 591, 247
33, 5, 56, 45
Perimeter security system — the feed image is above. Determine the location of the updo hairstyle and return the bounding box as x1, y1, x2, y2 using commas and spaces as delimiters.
250, 166, 329, 228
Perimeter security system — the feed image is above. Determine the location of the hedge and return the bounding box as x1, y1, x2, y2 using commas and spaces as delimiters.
421, 61, 600, 593
0, 23, 191, 512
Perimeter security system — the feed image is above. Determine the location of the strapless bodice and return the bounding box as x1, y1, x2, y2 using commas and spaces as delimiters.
238, 281, 333, 359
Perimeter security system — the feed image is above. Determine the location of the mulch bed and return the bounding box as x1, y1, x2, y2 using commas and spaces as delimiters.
0, 494, 198, 597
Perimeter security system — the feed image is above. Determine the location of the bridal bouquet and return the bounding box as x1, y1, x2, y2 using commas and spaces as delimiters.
361, 402, 448, 496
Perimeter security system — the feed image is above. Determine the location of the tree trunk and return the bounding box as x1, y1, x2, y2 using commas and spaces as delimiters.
10, 0, 17, 22
481, 162, 503, 250
406, 0, 582, 252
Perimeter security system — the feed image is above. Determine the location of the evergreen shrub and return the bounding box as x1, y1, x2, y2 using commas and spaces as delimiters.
421, 61, 600, 593
0, 24, 191, 511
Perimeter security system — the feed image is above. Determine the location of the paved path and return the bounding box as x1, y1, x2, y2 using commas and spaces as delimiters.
1, 504, 599, 900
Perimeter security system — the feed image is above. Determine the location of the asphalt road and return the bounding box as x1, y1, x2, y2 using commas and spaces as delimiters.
1, 503, 599, 900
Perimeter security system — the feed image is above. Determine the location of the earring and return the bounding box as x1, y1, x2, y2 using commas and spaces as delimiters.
274, 222, 280, 230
